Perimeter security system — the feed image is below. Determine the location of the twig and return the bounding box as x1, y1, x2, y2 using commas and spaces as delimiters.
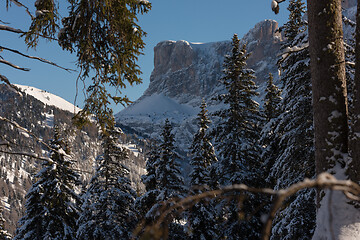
0, 59, 30, 71
0, 45, 76, 72
7, 0, 35, 19
0, 24, 60, 41
0, 20, 10, 24
0, 74, 11, 85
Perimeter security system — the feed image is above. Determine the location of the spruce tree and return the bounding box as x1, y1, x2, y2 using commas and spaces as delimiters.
263, 73, 282, 123
213, 34, 263, 240
77, 121, 137, 240
214, 34, 261, 187
189, 100, 217, 187
14, 126, 81, 240
135, 141, 161, 223
155, 119, 185, 199
0, 205, 11, 240
188, 100, 219, 240
147, 119, 186, 240
269, 1, 316, 239
260, 73, 282, 188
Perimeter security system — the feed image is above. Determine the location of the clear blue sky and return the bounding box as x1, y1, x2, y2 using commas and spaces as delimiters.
1, 0, 290, 113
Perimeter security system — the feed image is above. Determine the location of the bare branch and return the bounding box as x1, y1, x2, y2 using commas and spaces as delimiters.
0, 149, 51, 162
0, 115, 53, 151
0, 74, 11, 85
0, 149, 93, 174
0, 142, 10, 147
0, 45, 76, 72
0, 24, 24, 34
0, 20, 10, 24
0, 24, 59, 41
0, 59, 30, 71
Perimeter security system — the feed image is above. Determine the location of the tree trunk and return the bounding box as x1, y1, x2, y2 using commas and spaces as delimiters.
307, 0, 360, 239
307, 0, 348, 177
349, 0, 360, 184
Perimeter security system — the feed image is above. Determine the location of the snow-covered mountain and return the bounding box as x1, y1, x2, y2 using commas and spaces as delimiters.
14, 84, 81, 113
116, 19, 283, 150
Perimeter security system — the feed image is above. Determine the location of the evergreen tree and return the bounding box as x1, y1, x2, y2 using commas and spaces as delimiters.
263, 73, 282, 123
189, 100, 218, 188
146, 119, 186, 240
269, 1, 316, 239
213, 34, 263, 240
155, 119, 185, 199
135, 141, 161, 223
14, 126, 81, 240
214, 34, 261, 187
0, 205, 11, 240
260, 73, 282, 188
77, 121, 137, 240
143, 141, 160, 192
187, 100, 219, 240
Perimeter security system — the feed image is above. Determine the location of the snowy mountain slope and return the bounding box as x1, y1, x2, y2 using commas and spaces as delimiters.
0, 84, 147, 235
14, 84, 81, 113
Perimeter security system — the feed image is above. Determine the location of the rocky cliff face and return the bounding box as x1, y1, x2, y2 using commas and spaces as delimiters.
117, 20, 283, 152
141, 20, 282, 107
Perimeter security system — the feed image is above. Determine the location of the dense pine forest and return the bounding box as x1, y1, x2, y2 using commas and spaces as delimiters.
1, 0, 360, 239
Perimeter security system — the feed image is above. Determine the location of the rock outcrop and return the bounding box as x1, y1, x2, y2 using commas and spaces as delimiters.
140, 19, 282, 107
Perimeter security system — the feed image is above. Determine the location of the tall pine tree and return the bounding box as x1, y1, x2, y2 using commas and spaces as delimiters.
155, 119, 185, 200
188, 100, 219, 240
213, 34, 261, 187
268, 1, 316, 239
213, 34, 263, 240
14, 126, 81, 240
146, 119, 186, 240
77, 121, 137, 240
135, 141, 161, 223
260, 73, 282, 188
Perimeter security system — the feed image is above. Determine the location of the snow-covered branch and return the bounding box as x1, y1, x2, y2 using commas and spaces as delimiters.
271, 0, 287, 14
136, 172, 360, 240
278, 42, 309, 66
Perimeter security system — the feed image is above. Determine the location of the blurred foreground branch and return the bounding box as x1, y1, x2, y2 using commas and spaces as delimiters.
135, 172, 360, 240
